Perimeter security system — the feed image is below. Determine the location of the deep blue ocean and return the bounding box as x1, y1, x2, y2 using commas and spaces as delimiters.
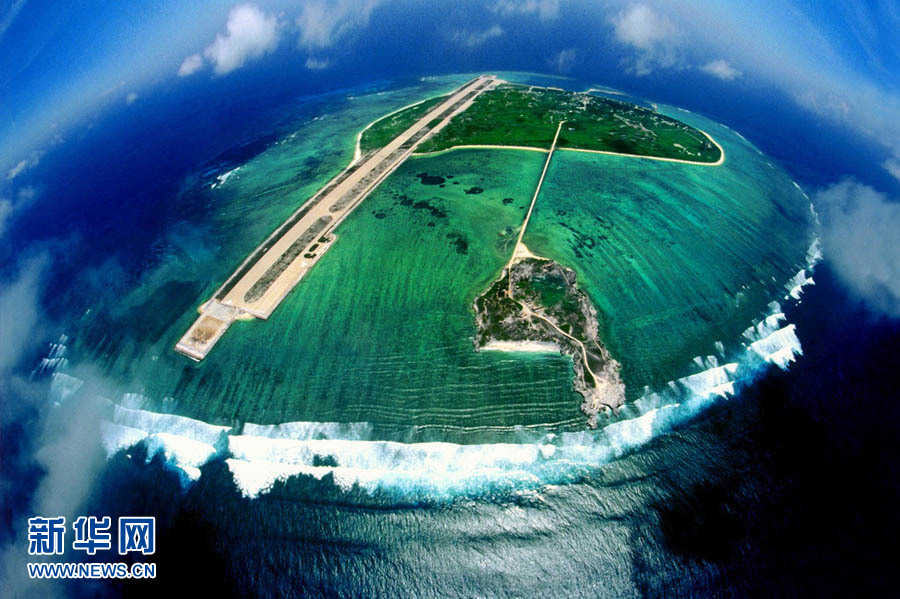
3, 61, 899, 597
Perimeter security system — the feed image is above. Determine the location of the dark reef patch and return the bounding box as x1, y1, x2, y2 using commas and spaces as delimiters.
502, 197, 514, 205
446, 232, 468, 254
413, 200, 446, 219
464, 186, 484, 195
396, 195, 448, 219
416, 172, 445, 185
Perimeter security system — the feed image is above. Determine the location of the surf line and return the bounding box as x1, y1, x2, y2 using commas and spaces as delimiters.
506, 120, 564, 296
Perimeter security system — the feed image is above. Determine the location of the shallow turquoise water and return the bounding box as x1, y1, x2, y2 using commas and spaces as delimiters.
523, 109, 812, 395
65, 75, 812, 443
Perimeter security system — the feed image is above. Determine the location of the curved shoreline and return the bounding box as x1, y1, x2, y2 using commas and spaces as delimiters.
354, 93, 449, 163
411, 128, 725, 166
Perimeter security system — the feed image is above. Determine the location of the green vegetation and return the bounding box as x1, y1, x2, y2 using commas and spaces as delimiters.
473, 258, 625, 422
358, 95, 448, 154
474, 259, 598, 375
415, 84, 721, 162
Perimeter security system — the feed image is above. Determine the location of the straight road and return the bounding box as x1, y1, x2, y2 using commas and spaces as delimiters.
176, 75, 498, 360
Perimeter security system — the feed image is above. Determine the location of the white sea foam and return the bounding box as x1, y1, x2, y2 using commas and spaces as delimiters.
806, 236, 823, 265
50, 372, 83, 404
110, 404, 230, 448
227, 458, 315, 497
94, 404, 232, 482
783, 237, 823, 301
72, 213, 820, 501
143, 433, 218, 481
219, 339, 750, 499
748, 324, 803, 369
38, 357, 68, 373
224, 359, 740, 499
678, 362, 739, 398
242, 420, 373, 440
785, 269, 815, 300
100, 421, 147, 455
120, 393, 148, 409
210, 166, 240, 189
228, 434, 552, 473
99, 420, 220, 482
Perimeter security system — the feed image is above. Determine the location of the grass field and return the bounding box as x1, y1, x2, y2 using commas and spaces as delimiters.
414, 84, 721, 162
358, 95, 448, 154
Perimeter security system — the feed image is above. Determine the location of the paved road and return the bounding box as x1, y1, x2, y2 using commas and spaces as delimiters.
176, 75, 498, 360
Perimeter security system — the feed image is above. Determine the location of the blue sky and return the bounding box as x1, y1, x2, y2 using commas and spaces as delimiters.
1, 0, 898, 183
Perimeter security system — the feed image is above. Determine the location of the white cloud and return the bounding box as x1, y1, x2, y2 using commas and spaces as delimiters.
297, 0, 381, 49
700, 58, 741, 81
125, 92, 139, 104
884, 157, 900, 183
178, 53, 204, 77
203, 4, 279, 75
611, 4, 680, 75
815, 180, 900, 317
0, 198, 11, 238
305, 56, 331, 70
548, 48, 577, 73
6, 151, 41, 181
603, 1, 900, 177
17, 185, 35, 201
0, 186, 40, 238
0, 256, 46, 372
491, 0, 560, 21
452, 25, 505, 48
6, 160, 28, 180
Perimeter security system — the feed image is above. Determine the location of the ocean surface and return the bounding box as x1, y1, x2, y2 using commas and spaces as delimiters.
5, 73, 896, 597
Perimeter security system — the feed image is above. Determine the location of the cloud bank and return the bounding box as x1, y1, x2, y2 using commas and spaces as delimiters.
177, 53, 204, 77
884, 158, 900, 183
0, 199, 11, 238
178, 4, 279, 77
491, 0, 560, 21
548, 48, 577, 73
0, 257, 46, 372
305, 57, 331, 70
296, 0, 382, 49
700, 58, 741, 81
611, 3, 680, 75
815, 180, 900, 317
452, 25, 505, 48
602, 1, 900, 179
6, 151, 41, 181
204, 4, 279, 75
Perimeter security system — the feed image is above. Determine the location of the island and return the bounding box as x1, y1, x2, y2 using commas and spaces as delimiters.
474, 256, 625, 427
175, 74, 726, 425
363, 82, 723, 164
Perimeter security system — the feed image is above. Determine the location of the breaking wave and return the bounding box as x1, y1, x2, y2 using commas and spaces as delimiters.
34, 233, 820, 501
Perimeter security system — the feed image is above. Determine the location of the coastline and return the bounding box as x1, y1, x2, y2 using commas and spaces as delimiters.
558, 128, 725, 166
354, 93, 448, 163
409, 129, 725, 166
